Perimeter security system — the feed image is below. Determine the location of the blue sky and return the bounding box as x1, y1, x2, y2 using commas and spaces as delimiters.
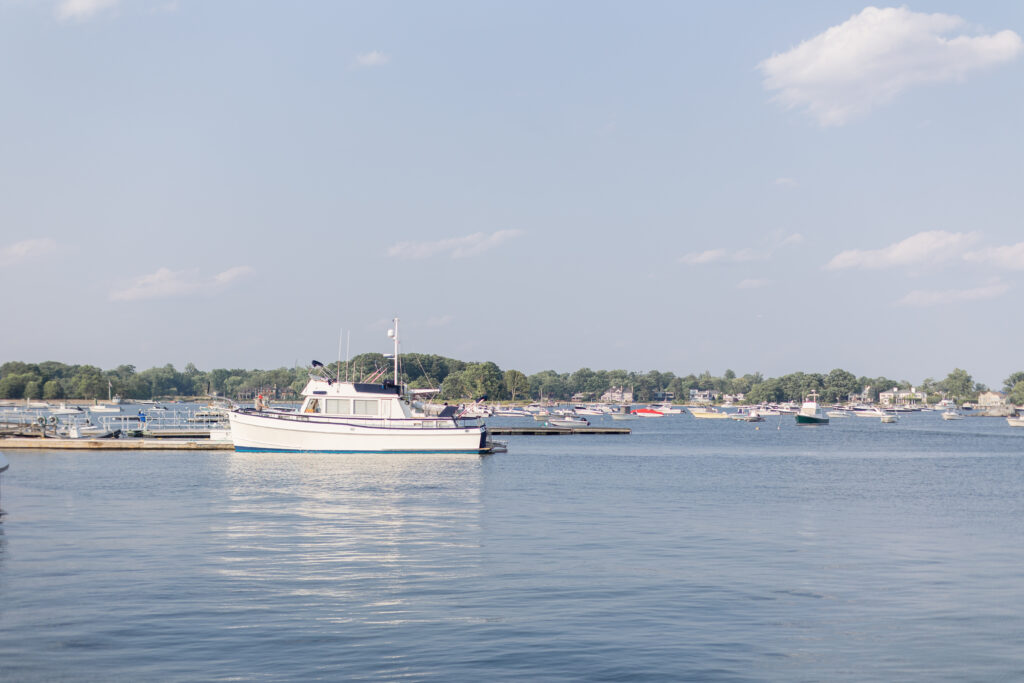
2, 1, 1023, 387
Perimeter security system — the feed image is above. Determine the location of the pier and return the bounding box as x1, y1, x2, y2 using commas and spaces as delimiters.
489, 426, 631, 436
0, 438, 234, 450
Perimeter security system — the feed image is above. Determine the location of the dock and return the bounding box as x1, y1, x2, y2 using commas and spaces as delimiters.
489, 426, 630, 435
0, 438, 234, 450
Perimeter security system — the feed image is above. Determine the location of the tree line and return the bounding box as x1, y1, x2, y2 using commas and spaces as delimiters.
3, 357, 1023, 406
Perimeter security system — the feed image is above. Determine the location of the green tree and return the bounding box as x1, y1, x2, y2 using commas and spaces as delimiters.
1003, 371, 1024, 394
1008, 381, 1024, 407
941, 368, 974, 402
439, 371, 469, 400
504, 369, 528, 402
42, 379, 64, 400
461, 362, 503, 399
823, 368, 860, 403
24, 380, 42, 399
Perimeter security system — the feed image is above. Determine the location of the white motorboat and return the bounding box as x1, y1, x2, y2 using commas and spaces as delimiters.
852, 407, 887, 418
795, 392, 829, 425
648, 402, 684, 414
689, 406, 731, 419
548, 416, 589, 428
880, 413, 899, 424
942, 409, 964, 421
228, 319, 493, 454
826, 409, 851, 418
572, 405, 605, 416
1007, 416, 1024, 427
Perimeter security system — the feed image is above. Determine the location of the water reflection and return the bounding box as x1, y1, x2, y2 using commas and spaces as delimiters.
211, 453, 485, 626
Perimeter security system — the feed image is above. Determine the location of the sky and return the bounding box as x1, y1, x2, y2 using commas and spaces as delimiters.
1, 1, 1023, 388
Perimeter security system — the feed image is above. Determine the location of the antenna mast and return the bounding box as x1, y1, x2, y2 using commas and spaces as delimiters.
387, 317, 400, 386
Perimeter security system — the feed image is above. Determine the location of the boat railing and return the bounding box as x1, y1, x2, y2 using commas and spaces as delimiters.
235, 408, 479, 430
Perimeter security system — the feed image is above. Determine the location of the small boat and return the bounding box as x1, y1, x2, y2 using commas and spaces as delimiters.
826, 409, 851, 418
1006, 416, 1024, 427
610, 406, 638, 420
633, 408, 665, 418
795, 392, 829, 425
941, 409, 964, 421
572, 405, 605, 416
880, 413, 899, 424
548, 416, 589, 428
689, 407, 731, 419
648, 402, 684, 415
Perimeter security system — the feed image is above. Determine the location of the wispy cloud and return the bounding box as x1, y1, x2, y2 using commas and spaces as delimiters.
737, 278, 772, 290
353, 51, 390, 68
825, 230, 979, 270
680, 232, 801, 266
109, 265, 254, 301
964, 242, 1024, 270
56, 0, 120, 21
0, 238, 57, 266
774, 177, 798, 188
680, 248, 764, 265
387, 229, 523, 260
759, 7, 1023, 126
896, 281, 1009, 307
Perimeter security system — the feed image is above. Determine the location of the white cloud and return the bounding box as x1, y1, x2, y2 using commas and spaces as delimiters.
825, 230, 979, 270
213, 265, 254, 284
0, 238, 57, 266
775, 231, 803, 247
680, 232, 800, 266
353, 51, 390, 68
737, 278, 772, 290
109, 265, 253, 301
774, 177, 798, 188
387, 229, 523, 260
56, 0, 120, 21
759, 7, 1023, 126
964, 242, 1024, 270
679, 248, 764, 265
896, 281, 1009, 307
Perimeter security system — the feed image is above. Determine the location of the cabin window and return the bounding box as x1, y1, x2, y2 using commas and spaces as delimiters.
353, 399, 378, 415
325, 399, 351, 415
304, 398, 320, 413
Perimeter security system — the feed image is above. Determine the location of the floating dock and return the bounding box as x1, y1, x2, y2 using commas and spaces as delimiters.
489, 426, 630, 436
0, 438, 234, 450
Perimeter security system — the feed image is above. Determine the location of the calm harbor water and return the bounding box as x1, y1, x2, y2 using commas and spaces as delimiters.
1, 412, 1023, 680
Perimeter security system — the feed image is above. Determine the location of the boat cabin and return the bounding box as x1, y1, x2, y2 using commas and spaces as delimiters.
296, 379, 414, 419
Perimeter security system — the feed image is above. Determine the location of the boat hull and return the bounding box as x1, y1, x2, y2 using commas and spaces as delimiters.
795, 414, 829, 425
228, 411, 489, 453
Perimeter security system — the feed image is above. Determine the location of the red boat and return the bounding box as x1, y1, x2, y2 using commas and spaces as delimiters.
632, 408, 664, 418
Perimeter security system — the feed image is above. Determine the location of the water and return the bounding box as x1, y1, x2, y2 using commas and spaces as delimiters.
1, 412, 1023, 680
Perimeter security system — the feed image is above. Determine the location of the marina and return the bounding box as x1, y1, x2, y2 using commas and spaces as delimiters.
2, 407, 1023, 680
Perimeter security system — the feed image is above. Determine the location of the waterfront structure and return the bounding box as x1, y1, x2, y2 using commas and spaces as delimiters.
977, 391, 1007, 408
878, 387, 926, 408
600, 386, 634, 403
